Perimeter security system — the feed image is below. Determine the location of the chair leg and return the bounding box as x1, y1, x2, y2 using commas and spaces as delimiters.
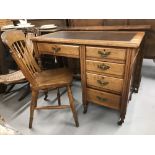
29, 90, 38, 129
67, 85, 79, 127
44, 91, 48, 101
57, 88, 61, 106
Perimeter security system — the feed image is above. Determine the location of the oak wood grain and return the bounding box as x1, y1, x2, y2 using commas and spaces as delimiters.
86, 60, 125, 77
86, 46, 126, 61
37, 43, 80, 58
86, 73, 123, 93
87, 88, 121, 110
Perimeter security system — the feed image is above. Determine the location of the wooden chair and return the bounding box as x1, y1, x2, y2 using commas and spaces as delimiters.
0, 70, 26, 93
1, 30, 79, 128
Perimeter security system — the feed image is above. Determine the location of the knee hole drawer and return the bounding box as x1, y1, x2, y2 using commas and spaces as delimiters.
37, 43, 80, 58
86, 73, 123, 93
86, 46, 126, 61
86, 60, 125, 77
87, 88, 121, 110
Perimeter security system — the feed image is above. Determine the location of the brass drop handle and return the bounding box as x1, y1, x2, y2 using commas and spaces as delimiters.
98, 50, 111, 58
97, 63, 110, 70
96, 96, 108, 102
52, 46, 61, 53
97, 79, 109, 86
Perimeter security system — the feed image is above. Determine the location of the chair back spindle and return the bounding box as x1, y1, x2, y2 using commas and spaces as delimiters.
1, 30, 41, 86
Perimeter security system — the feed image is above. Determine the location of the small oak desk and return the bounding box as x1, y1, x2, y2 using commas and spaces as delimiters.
32, 31, 145, 125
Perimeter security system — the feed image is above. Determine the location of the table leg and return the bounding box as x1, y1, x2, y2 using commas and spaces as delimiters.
132, 40, 144, 93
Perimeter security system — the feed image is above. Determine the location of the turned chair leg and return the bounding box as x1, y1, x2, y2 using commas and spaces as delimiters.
57, 88, 61, 106
44, 91, 48, 101
29, 90, 38, 128
67, 85, 79, 127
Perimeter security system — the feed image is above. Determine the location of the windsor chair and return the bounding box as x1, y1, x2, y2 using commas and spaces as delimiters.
1, 30, 79, 128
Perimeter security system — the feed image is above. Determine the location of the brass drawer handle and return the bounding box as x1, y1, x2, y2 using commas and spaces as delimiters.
96, 96, 108, 102
97, 79, 109, 86
97, 64, 110, 70
52, 46, 61, 53
98, 50, 111, 58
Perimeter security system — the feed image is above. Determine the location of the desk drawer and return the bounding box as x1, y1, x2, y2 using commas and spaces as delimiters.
87, 88, 121, 110
86, 60, 125, 77
37, 43, 80, 58
86, 46, 126, 61
86, 73, 123, 93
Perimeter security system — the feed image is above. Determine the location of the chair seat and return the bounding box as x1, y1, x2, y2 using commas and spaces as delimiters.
33, 68, 73, 90
0, 70, 25, 84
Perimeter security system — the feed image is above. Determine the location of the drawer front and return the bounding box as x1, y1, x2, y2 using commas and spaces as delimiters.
87, 88, 121, 110
86, 60, 125, 76
86, 73, 123, 93
37, 43, 80, 58
86, 46, 126, 61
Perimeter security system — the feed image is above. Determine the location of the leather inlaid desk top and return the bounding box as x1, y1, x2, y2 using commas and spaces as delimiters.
33, 31, 145, 48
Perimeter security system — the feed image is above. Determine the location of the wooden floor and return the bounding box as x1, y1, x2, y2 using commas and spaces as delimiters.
0, 59, 155, 134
